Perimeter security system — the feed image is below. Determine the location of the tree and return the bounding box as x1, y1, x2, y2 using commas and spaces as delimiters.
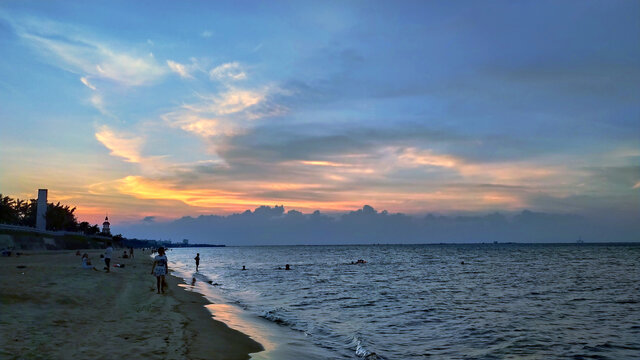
45, 202, 78, 231
0, 194, 19, 224
18, 199, 37, 227
78, 221, 91, 234
0, 194, 104, 234
86, 224, 101, 235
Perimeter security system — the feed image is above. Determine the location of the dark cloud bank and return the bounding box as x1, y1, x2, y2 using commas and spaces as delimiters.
120, 205, 639, 245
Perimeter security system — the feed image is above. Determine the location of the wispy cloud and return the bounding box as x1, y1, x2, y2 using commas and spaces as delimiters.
8, 16, 166, 86
194, 88, 264, 115
164, 87, 272, 141
117, 175, 259, 209
201, 30, 213, 38
252, 43, 264, 52
177, 118, 221, 137
94, 125, 144, 163
89, 94, 111, 116
167, 60, 194, 79
162, 112, 229, 137
299, 160, 349, 167
209, 62, 247, 82
93, 124, 175, 178
80, 77, 96, 90
397, 148, 457, 168
395, 147, 557, 185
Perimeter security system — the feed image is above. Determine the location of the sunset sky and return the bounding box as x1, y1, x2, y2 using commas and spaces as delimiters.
0, 1, 638, 227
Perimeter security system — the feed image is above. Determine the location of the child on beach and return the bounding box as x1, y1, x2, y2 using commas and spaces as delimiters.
151, 247, 168, 294
81, 253, 98, 271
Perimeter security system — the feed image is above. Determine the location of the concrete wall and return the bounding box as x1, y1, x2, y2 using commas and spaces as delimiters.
36, 189, 47, 230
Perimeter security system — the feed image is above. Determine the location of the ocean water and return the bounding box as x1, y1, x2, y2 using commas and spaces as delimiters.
165, 244, 640, 359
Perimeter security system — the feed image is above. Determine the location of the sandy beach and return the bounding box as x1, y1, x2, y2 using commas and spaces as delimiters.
0, 250, 263, 360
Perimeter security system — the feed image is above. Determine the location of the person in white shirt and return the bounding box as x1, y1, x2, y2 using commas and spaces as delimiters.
104, 242, 113, 273
151, 247, 168, 294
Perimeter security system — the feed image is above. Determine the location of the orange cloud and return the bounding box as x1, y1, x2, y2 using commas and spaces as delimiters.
114, 176, 362, 213
112, 173, 529, 216
258, 182, 324, 191
480, 192, 523, 208
176, 116, 222, 137
299, 160, 349, 167
397, 148, 458, 168
95, 125, 143, 163
395, 147, 556, 184
118, 176, 243, 206
162, 111, 241, 138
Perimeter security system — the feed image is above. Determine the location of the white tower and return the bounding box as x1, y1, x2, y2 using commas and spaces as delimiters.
36, 189, 47, 230
102, 216, 111, 235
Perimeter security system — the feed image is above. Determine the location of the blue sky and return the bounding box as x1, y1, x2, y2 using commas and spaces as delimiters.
0, 0, 638, 228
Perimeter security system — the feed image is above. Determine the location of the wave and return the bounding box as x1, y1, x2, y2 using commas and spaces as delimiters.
350, 335, 383, 359
261, 307, 294, 326
260, 310, 385, 360
259, 307, 313, 338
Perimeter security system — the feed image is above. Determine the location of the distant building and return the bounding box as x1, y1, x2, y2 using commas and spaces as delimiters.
102, 216, 111, 235
36, 189, 47, 230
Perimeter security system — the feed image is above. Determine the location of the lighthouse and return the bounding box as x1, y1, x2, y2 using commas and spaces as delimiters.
102, 216, 111, 235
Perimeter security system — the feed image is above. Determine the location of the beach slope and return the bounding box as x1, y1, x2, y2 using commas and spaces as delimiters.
0, 250, 262, 360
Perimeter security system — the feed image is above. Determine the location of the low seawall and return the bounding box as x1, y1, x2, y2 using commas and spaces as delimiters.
0, 224, 112, 250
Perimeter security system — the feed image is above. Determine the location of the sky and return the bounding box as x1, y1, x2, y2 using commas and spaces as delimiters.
0, 1, 638, 239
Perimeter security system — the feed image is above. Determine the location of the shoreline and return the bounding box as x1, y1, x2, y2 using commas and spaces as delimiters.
165, 248, 346, 360
163, 258, 264, 359
0, 250, 262, 360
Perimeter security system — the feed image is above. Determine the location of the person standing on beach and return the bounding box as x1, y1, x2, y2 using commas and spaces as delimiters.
151, 247, 168, 294
194, 253, 200, 272
104, 241, 113, 273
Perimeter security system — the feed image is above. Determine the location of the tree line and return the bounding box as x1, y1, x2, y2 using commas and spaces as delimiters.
0, 194, 107, 235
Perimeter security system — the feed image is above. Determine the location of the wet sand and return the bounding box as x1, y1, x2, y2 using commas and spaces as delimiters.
0, 250, 263, 360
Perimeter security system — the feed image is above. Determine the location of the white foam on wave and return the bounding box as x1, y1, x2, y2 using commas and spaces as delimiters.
352, 335, 382, 359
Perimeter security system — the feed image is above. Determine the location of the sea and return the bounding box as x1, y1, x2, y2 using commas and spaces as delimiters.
164, 243, 640, 360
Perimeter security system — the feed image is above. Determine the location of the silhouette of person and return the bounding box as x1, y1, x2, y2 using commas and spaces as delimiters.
104, 241, 113, 272
194, 253, 200, 272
